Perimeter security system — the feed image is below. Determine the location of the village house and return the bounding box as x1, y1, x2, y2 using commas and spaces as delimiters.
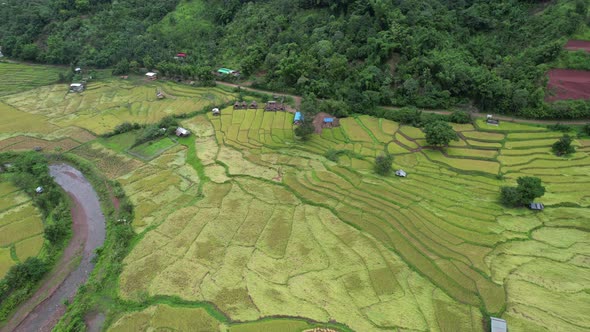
146, 72, 157, 80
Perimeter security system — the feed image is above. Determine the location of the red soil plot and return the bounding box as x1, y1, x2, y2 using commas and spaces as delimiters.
564, 40, 590, 53
546, 69, 590, 102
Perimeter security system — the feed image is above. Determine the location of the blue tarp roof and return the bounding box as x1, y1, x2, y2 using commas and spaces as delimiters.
294, 112, 302, 121
324, 118, 334, 123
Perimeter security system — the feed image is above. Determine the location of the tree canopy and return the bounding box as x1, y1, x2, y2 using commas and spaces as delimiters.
375, 153, 394, 176
552, 134, 576, 156
424, 120, 458, 147
0, 0, 588, 118
501, 176, 546, 207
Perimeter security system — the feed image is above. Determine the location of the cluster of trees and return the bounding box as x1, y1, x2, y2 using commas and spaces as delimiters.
1, 0, 588, 118
0, 152, 71, 320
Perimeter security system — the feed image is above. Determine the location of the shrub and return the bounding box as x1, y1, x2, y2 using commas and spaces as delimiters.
324, 149, 340, 162
449, 110, 472, 124
547, 123, 571, 132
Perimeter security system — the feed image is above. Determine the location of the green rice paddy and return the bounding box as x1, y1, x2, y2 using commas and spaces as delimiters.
0, 181, 44, 278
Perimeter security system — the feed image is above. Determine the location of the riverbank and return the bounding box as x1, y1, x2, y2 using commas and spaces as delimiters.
1, 164, 106, 332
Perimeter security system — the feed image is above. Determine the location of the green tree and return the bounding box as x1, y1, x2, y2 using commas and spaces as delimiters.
516, 176, 545, 204
424, 120, 457, 147
112, 59, 130, 75
552, 134, 575, 156
44, 223, 68, 245
294, 116, 314, 141
374, 153, 394, 176
501, 176, 545, 207
449, 110, 471, 124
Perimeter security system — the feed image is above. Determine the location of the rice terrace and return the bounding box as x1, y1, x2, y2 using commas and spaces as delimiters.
0, 58, 588, 332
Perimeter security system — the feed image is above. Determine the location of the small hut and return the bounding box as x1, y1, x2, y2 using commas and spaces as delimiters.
249, 101, 258, 109
265, 101, 277, 111
156, 89, 165, 99
175, 127, 191, 137
486, 114, 500, 125
294, 112, 303, 125
241, 101, 248, 109
395, 170, 407, 177
74, 67, 82, 74
69, 83, 85, 93
35, 186, 44, 194
233, 102, 240, 110
217, 68, 240, 77
323, 117, 334, 128
146, 72, 157, 80
529, 202, 544, 211
174, 53, 187, 60
490, 317, 507, 332
212, 108, 221, 116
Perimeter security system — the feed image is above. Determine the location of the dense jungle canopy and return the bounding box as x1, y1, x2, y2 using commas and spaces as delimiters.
0, 0, 589, 117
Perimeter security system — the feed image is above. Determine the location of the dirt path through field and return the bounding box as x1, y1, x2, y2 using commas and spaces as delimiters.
1, 164, 106, 332
215, 81, 302, 109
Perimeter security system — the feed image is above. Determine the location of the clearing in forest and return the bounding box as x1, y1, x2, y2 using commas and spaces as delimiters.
546, 68, 590, 101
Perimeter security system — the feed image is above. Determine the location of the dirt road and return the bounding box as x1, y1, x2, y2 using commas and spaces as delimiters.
215, 81, 302, 109
1, 164, 106, 332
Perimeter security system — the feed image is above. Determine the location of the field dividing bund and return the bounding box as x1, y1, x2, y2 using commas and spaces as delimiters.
0, 181, 44, 278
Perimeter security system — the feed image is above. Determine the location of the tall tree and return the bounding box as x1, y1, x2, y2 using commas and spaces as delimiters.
552, 134, 575, 156
424, 120, 457, 147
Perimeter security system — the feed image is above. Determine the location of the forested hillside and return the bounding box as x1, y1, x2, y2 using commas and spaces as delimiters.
1, 0, 588, 117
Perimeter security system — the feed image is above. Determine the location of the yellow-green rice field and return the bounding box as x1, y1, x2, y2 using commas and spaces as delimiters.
1, 66, 588, 331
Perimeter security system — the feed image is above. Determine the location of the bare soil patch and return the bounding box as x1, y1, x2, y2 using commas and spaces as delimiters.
546, 69, 590, 101
312, 112, 340, 134
564, 40, 590, 53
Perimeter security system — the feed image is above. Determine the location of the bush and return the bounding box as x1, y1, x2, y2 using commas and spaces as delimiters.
2, 258, 47, 291
389, 107, 423, 126
547, 123, 571, 132
375, 153, 394, 176
324, 149, 340, 162
44, 222, 68, 245
582, 123, 590, 136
